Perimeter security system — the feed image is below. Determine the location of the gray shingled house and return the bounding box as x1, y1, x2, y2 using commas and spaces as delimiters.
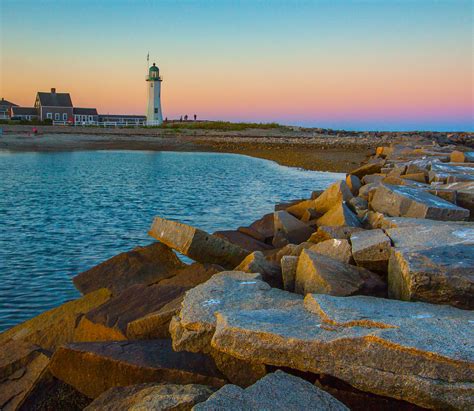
35, 88, 74, 122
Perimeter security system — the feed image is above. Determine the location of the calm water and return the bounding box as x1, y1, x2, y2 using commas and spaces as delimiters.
0, 150, 343, 331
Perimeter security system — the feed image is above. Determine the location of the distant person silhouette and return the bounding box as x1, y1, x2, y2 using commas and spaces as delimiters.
180, 116, 183, 122
194, 114, 197, 121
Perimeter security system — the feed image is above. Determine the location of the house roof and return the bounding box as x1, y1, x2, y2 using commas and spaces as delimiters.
11, 107, 38, 115
37, 91, 73, 107
0, 98, 18, 107
74, 107, 98, 115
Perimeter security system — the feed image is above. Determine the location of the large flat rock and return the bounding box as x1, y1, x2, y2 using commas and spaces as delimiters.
74, 263, 222, 342
169, 271, 301, 354
149, 217, 249, 268
0, 288, 111, 351
210, 293, 474, 410
48, 339, 226, 399
388, 244, 474, 309
85, 383, 215, 411
295, 250, 384, 297
73, 242, 185, 296
193, 370, 348, 411
385, 221, 474, 309
370, 184, 469, 220
429, 163, 474, 183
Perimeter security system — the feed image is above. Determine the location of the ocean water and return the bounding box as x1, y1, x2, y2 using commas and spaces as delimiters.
0, 150, 343, 331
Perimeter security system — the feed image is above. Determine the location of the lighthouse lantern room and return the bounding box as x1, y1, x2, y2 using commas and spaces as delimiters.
146, 62, 163, 125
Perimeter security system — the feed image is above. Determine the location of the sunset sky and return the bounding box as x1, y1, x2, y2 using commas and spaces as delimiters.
1, 0, 472, 131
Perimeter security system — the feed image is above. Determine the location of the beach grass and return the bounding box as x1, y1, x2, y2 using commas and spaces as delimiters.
147, 121, 290, 131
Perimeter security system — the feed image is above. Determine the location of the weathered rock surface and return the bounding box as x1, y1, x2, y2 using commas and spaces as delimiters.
316, 203, 362, 227
295, 250, 384, 296
309, 225, 364, 244
313, 181, 354, 213
0, 288, 111, 351
149, 217, 249, 268
74, 263, 222, 342
127, 296, 184, 340
388, 245, 474, 309
85, 383, 215, 411
214, 230, 273, 252
73, 242, 185, 296
193, 370, 348, 411
281, 255, 298, 292
272, 211, 313, 247
384, 221, 474, 308
235, 251, 282, 288
48, 339, 226, 399
169, 271, 301, 354
434, 181, 474, 216
309, 239, 353, 264
211, 293, 474, 410
370, 184, 469, 220
350, 229, 391, 273
429, 163, 474, 184
0, 340, 50, 411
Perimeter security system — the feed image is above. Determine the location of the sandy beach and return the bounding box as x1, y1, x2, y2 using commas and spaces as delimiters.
0, 125, 399, 172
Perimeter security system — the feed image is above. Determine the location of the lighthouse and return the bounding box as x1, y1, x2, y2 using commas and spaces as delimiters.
146, 62, 163, 125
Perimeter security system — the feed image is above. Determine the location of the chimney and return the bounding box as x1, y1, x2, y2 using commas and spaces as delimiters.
51, 88, 56, 94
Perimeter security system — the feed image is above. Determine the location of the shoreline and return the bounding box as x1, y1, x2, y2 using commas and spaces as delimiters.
2, 125, 471, 172
0, 126, 386, 173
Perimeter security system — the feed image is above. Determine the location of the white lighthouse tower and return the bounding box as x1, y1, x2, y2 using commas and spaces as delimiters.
146, 62, 163, 125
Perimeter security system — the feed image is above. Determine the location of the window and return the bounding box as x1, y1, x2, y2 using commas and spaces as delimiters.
154, 108, 158, 113
47, 113, 52, 119
54, 113, 60, 120
63, 113, 67, 120
88, 115, 93, 121
82, 115, 86, 121
150, 83, 153, 88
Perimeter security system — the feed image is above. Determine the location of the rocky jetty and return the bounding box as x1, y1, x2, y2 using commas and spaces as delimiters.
1, 140, 473, 410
